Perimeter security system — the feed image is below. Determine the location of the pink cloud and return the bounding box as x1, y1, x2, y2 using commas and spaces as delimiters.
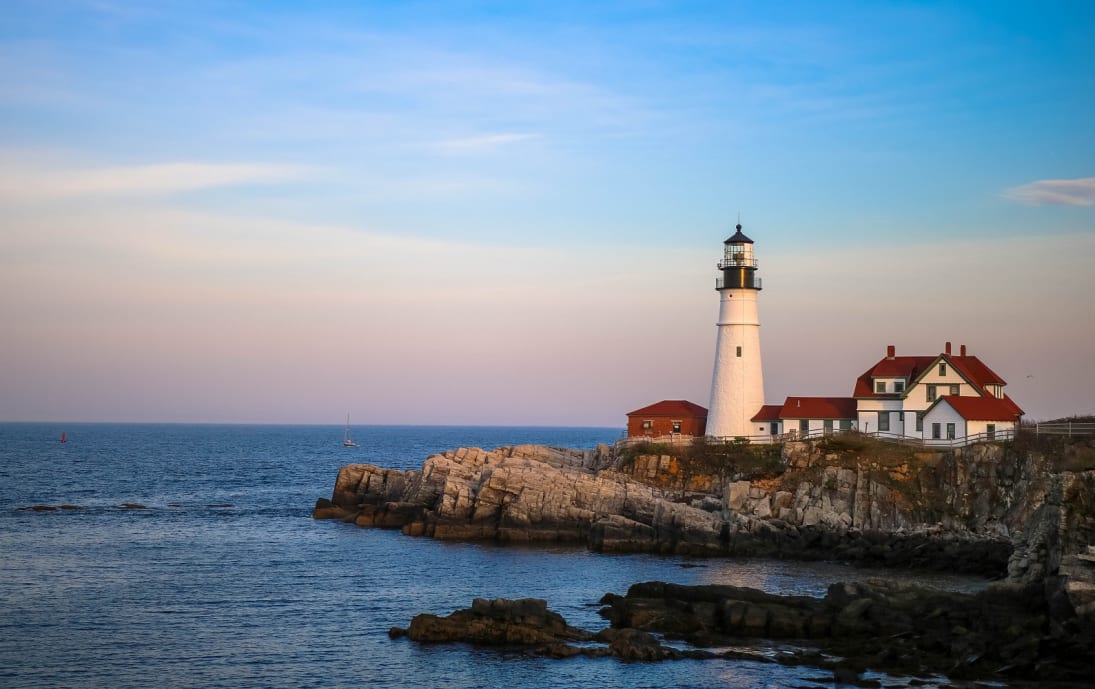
1005, 177, 1095, 206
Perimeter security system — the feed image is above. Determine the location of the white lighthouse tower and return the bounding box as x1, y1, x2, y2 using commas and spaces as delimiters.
707, 224, 765, 439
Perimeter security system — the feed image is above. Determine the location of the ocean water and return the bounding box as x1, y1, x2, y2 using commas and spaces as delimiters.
0, 423, 989, 689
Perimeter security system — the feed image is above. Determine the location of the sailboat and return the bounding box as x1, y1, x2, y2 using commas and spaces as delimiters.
343, 415, 358, 447
60, 432, 67, 444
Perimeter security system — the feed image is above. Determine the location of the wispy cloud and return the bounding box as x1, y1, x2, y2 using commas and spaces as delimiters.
1004, 177, 1095, 206
0, 161, 311, 202
434, 132, 540, 154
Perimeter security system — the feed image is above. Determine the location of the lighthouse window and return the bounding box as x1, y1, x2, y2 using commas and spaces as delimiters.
736, 346, 742, 357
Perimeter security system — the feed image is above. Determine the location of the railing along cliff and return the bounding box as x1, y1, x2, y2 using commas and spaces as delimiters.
617, 427, 1026, 452
1029, 421, 1095, 438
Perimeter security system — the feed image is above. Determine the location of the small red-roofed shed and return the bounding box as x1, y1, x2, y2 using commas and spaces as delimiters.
626, 400, 708, 437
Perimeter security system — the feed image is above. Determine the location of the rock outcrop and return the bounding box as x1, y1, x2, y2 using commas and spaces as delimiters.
316, 436, 1095, 618
393, 582, 1095, 683
596, 579, 1095, 682
390, 597, 591, 646
315, 444, 732, 555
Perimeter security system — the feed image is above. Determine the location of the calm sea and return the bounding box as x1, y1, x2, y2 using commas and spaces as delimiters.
0, 423, 987, 689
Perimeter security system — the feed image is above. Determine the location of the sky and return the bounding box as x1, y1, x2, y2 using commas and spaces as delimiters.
1, 1, 1093, 427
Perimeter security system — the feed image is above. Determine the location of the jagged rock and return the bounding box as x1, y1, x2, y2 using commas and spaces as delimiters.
597, 579, 1095, 682
317, 438, 1095, 594
317, 445, 731, 556
403, 598, 591, 646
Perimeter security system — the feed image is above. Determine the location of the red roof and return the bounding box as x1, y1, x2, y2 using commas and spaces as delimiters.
853, 356, 935, 397
778, 396, 857, 420
936, 395, 1024, 421
948, 355, 1007, 387
751, 404, 783, 422
626, 400, 708, 417
854, 352, 1009, 399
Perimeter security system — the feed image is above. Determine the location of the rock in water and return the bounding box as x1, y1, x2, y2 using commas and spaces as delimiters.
402, 598, 592, 646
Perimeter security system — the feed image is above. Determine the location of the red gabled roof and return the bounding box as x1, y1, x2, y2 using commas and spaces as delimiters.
947, 355, 1007, 388
853, 356, 935, 398
751, 404, 783, 422
937, 395, 1024, 421
626, 399, 708, 418
854, 351, 1010, 399
779, 396, 857, 420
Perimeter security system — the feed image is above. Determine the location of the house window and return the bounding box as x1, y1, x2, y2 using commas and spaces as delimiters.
799, 419, 808, 437
839, 419, 851, 431
875, 381, 886, 393
671, 421, 682, 434
823, 419, 833, 434
736, 346, 742, 357
878, 412, 890, 432
987, 424, 996, 440
939, 363, 947, 376
916, 412, 924, 432
946, 423, 956, 440
895, 380, 905, 393
932, 423, 941, 439
950, 384, 960, 396
926, 385, 937, 402
642, 420, 653, 434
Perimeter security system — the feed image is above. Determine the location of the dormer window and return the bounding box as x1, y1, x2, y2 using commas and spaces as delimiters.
875, 381, 886, 393
895, 380, 905, 393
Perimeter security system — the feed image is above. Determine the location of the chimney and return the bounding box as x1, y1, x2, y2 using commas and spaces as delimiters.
886, 345, 895, 359
945, 341, 952, 355
960, 344, 967, 356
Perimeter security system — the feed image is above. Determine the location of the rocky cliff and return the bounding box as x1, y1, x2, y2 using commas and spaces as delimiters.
314, 435, 1095, 619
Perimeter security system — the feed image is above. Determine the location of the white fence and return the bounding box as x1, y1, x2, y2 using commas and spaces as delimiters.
1028, 422, 1095, 438
616, 427, 1022, 451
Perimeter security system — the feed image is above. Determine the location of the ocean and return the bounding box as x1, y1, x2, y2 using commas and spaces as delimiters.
0, 423, 989, 689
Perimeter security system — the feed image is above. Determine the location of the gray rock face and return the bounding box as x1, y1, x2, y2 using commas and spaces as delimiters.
317, 438, 1095, 614
319, 444, 730, 555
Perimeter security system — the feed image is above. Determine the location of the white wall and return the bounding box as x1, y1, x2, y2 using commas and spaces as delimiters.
922, 402, 966, 444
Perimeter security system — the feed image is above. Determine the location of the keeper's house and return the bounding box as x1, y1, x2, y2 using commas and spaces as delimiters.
744, 342, 1022, 444
853, 342, 1023, 442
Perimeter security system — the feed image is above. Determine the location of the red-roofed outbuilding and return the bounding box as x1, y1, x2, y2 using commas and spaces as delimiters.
626, 400, 708, 438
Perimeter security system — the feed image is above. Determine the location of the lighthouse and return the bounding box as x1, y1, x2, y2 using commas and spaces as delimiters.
707, 224, 765, 439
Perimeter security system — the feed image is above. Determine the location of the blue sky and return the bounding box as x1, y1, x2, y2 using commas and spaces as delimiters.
1, 1, 1093, 425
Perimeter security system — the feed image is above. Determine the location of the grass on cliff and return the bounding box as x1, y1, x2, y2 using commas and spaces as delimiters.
814, 433, 920, 467
683, 437, 783, 480
617, 437, 783, 480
